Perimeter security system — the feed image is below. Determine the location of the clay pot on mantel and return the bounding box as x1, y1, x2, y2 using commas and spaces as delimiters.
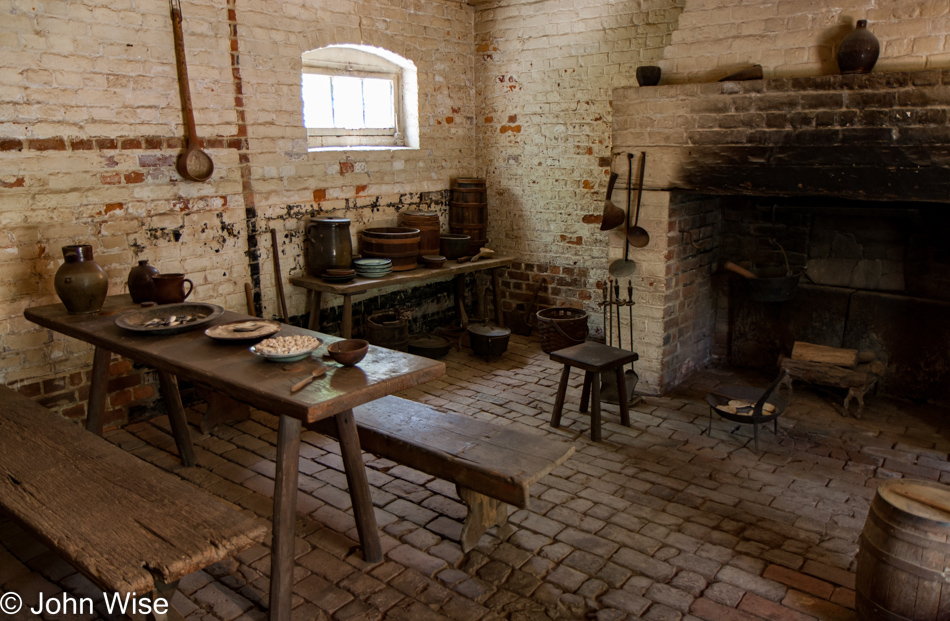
837, 20, 880, 74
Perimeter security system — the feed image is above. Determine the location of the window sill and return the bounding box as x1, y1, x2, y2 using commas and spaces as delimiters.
308, 145, 415, 152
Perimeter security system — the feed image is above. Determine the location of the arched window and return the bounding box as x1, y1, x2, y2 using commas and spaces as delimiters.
301, 44, 418, 150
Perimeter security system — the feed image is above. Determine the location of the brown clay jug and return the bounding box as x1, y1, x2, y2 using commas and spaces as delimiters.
306, 217, 352, 277
54, 245, 109, 314
127, 260, 160, 303
837, 20, 880, 74
152, 273, 193, 304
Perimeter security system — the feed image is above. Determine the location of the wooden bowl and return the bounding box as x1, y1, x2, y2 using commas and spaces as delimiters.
326, 339, 369, 366
422, 255, 446, 269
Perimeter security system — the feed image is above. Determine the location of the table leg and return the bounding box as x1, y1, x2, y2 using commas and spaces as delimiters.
157, 371, 196, 467
335, 408, 382, 562
551, 365, 571, 428
270, 415, 301, 621
342, 294, 353, 339
85, 346, 111, 435
307, 290, 322, 331
492, 267, 504, 326
591, 373, 602, 442
454, 275, 468, 327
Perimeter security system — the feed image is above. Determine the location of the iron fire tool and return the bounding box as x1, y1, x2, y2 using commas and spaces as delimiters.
625, 280, 640, 398
614, 280, 622, 352
600, 279, 609, 344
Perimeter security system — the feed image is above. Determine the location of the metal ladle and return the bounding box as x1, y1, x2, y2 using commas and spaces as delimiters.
600, 172, 624, 231
608, 153, 638, 278
626, 152, 650, 248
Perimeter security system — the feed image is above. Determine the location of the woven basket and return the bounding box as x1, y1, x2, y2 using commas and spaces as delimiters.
536, 307, 589, 353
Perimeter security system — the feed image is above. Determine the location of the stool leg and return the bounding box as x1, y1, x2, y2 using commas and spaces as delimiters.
580, 371, 593, 413
551, 365, 571, 428
615, 366, 629, 426
591, 372, 602, 442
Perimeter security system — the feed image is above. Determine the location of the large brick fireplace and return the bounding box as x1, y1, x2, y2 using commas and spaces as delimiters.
612, 69, 950, 402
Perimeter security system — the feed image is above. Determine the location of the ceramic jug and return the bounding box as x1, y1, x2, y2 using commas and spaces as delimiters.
152, 273, 193, 304
306, 217, 352, 277
837, 20, 880, 74
127, 260, 160, 303
54, 245, 108, 314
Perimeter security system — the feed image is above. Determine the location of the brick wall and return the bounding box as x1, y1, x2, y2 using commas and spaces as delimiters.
472, 0, 687, 365
0, 0, 475, 425
661, 1, 949, 82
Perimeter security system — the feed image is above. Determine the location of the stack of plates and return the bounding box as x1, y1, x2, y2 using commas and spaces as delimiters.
354, 258, 393, 279
322, 268, 356, 284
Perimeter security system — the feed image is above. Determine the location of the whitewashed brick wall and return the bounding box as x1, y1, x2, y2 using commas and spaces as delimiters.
661, 0, 949, 82
0, 0, 475, 421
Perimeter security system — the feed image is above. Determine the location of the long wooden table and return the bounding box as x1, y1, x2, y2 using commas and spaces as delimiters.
290, 255, 515, 337
24, 296, 445, 621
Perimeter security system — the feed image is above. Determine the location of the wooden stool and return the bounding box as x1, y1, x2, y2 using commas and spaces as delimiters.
550, 342, 639, 441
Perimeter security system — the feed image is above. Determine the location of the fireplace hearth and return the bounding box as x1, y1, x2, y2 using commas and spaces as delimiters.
611, 69, 950, 402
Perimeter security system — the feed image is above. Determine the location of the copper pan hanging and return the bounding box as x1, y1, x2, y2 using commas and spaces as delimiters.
169, 0, 213, 182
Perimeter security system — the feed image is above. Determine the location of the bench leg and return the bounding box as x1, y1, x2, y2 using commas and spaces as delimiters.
270, 415, 301, 621
551, 364, 571, 428
457, 486, 508, 553
86, 346, 112, 435
335, 408, 382, 563
580, 371, 593, 414
157, 371, 196, 467
151, 579, 184, 621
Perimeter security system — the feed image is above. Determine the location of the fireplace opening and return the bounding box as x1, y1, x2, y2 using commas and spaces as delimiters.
712, 195, 950, 404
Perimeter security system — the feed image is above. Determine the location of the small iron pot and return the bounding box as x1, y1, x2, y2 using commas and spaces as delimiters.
467, 322, 510, 358
408, 334, 451, 359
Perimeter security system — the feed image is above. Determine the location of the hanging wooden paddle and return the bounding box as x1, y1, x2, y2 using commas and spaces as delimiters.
169, 0, 214, 182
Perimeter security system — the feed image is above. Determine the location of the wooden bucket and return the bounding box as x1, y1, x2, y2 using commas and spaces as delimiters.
366, 310, 409, 352
449, 178, 487, 255
856, 479, 950, 620
360, 227, 420, 272
398, 211, 440, 258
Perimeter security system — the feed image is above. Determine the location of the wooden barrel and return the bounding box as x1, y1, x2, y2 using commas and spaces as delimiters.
450, 177, 486, 204
366, 310, 408, 352
398, 211, 440, 258
360, 227, 420, 272
450, 178, 487, 255
856, 479, 950, 620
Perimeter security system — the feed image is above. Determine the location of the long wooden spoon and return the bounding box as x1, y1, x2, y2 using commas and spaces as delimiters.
170, 0, 214, 182
290, 365, 327, 393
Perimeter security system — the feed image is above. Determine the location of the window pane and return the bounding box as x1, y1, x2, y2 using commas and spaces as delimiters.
331, 76, 365, 129
301, 74, 332, 128
363, 78, 394, 128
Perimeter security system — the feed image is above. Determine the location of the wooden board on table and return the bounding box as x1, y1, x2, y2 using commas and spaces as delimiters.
0, 386, 267, 596
311, 395, 575, 509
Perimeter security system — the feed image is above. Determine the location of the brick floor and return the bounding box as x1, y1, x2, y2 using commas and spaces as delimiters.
3, 333, 950, 620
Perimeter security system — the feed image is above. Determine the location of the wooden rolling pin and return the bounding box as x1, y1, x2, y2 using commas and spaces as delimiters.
724, 261, 757, 279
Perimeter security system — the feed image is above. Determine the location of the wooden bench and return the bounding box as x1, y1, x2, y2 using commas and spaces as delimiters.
309, 395, 575, 552
0, 385, 267, 620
